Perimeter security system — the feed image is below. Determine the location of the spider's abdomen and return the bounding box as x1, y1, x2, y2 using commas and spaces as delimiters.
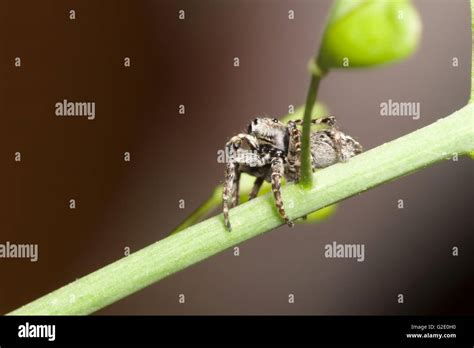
310, 130, 362, 169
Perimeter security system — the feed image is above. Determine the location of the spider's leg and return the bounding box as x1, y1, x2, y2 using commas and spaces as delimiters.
222, 142, 268, 231
248, 177, 264, 200
289, 115, 336, 127
231, 170, 241, 207
223, 161, 236, 231
314, 115, 336, 127
287, 121, 302, 182
271, 157, 294, 227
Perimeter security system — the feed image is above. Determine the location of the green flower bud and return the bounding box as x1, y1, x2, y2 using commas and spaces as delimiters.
318, 0, 421, 69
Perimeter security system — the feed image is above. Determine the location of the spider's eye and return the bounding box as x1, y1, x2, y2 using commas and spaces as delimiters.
272, 118, 278, 123
253, 118, 259, 125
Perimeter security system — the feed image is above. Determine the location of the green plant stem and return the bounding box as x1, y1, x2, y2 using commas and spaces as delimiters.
8, 104, 474, 315
300, 73, 322, 187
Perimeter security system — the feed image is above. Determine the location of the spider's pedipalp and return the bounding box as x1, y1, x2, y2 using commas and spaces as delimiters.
226, 133, 259, 153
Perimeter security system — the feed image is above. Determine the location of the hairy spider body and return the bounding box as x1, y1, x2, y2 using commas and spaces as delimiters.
222, 116, 362, 231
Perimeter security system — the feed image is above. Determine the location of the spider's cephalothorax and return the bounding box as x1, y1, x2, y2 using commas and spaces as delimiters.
222, 116, 362, 231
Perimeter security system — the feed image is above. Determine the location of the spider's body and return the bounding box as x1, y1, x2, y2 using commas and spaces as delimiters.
222, 116, 362, 231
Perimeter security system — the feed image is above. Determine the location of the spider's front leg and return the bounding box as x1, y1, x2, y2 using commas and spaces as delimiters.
222, 147, 267, 231
223, 160, 237, 231
223, 134, 259, 225
271, 157, 294, 228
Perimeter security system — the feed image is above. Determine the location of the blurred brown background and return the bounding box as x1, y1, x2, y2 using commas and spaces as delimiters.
0, 0, 472, 315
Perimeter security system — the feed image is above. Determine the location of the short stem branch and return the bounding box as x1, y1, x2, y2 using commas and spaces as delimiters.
300, 63, 325, 187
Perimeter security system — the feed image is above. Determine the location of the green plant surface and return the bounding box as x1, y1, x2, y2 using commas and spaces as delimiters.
8, 103, 474, 315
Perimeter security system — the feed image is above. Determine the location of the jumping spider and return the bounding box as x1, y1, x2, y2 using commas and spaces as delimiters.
222, 115, 362, 231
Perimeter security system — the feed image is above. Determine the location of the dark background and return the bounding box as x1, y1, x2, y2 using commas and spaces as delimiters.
0, 0, 472, 315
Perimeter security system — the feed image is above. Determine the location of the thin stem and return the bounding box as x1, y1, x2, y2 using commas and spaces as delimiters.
299, 73, 322, 187
300, 57, 328, 187
8, 104, 473, 315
